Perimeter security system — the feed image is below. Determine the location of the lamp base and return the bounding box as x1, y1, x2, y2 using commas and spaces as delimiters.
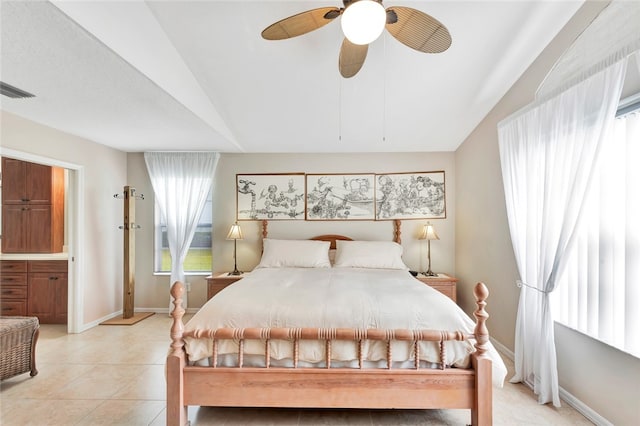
423, 270, 438, 277
228, 269, 242, 276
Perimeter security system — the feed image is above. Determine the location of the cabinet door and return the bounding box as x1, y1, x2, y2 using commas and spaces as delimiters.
1, 158, 27, 204
26, 162, 53, 204
28, 273, 57, 323
0, 158, 52, 204
26, 205, 53, 253
54, 274, 68, 323
1, 205, 27, 253
28, 272, 66, 324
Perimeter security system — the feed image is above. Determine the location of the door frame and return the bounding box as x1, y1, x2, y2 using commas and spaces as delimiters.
0, 147, 84, 333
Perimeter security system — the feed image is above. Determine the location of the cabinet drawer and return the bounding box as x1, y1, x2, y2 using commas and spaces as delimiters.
1, 260, 28, 273
0, 273, 28, 286
429, 284, 455, 300
0, 300, 28, 316
207, 283, 229, 299
1, 285, 28, 299
30, 272, 67, 282
28, 260, 67, 273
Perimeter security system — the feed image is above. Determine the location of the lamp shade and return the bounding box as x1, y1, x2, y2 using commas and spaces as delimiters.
226, 223, 243, 240
419, 222, 439, 241
341, 0, 386, 45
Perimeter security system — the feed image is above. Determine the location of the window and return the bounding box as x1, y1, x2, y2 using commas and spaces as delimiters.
552, 106, 640, 358
153, 189, 212, 273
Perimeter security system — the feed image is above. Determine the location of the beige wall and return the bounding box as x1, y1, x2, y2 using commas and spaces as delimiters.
1, 110, 126, 327
455, 1, 640, 424
128, 151, 456, 310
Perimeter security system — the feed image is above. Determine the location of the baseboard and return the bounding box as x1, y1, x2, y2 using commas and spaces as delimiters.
79, 307, 198, 332
490, 337, 514, 360
149, 307, 199, 315
490, 337, 611, 426
80, 310, 123, 332
559, 388, 612, 426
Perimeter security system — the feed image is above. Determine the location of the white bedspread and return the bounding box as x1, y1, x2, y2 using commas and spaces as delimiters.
184, 267, 507, 386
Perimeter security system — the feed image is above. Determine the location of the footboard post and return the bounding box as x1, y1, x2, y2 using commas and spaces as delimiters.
167, 282, 188, 426
471, 282, 492, 426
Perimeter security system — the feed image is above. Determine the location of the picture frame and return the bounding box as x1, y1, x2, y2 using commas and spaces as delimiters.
375, 171, 446, 220
236, 173, 306, 220
306, 174, 376, 220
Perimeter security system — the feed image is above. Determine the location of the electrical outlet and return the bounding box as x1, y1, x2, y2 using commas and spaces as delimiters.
185, 282, 191, 292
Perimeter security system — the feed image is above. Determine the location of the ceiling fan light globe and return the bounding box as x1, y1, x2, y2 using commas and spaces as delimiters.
341, 0, 386, 45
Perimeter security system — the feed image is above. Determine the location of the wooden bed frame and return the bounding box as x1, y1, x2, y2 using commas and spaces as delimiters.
166, 220, 493, 425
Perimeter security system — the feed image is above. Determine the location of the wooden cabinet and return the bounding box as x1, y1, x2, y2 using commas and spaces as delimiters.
27, 261, 68, 324
0, 261, 28, 316
1, 157, 65, 253
0, 260, 67, 324
2, 159, 54, 205
415, 273, 458, 302
2, 205, 54, 253
206, 273, 246, 300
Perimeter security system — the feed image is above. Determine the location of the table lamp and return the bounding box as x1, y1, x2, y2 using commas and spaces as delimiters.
419, 222, 439, 277
226, 222, 243, 276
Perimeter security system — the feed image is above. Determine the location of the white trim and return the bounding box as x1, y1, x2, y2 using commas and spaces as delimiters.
0, 148, 81, 170
0, 147, 84, 334
149, 307, 199, 315
490, 337, 514, 360
78, 307, 199, 331
490, 337, 611, 426
79, 310, 123, 332
618, 91, 640, 110
559, 388, 613, 426
66, 167, 85, 333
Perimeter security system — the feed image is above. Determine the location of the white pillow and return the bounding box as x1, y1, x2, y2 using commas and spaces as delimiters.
257, 239, 331, 269
333, 240, 408, 270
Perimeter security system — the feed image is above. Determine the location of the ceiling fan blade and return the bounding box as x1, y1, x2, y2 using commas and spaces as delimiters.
339, 38, 368, 78
262, 7, 341, 40
385, 6, 452, 53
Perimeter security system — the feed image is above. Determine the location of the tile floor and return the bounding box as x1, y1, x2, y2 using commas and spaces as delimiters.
1, 314, 593, 425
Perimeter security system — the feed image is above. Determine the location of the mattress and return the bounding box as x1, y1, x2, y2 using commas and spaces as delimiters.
184, 267, 507, 385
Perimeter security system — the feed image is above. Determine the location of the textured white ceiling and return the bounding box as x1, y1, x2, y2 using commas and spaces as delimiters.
0, 1, 584, 153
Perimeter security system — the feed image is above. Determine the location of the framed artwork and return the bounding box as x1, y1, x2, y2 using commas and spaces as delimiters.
306, 174, 375, 220
236, 173, 305, 220
375, 171, 446, 220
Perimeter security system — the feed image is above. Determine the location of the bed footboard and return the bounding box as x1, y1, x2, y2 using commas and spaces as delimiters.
167, 282, 492, 426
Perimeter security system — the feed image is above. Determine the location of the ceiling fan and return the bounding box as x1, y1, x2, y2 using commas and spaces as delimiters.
261, 0, 452, 78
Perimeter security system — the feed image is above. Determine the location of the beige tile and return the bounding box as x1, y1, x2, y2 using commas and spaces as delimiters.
371, 408, 469, 425
110, 364, 166, 400
148, 407, 167, 426
51, 364, 152, 400
299, 408, 372, 425
189, 406, 302, 425
0, 398, 103, 425
0, 363, 95, 399
75, 399, 165, 426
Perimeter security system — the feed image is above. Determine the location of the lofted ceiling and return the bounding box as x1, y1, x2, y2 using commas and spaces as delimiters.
0, 1, 584, 153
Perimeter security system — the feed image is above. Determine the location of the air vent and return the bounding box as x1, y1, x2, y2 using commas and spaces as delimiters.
0, 81, 35, 99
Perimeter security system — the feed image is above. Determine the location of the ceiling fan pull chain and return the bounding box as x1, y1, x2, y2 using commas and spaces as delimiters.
338, 75, 343, 142
383, 31, 387, 143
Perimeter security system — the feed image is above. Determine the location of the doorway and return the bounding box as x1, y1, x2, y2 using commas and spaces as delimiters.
0, 147, 84, 333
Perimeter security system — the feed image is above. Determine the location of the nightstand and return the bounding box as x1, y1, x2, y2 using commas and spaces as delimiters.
415, 273, 458, 302
206, 272, 246, 300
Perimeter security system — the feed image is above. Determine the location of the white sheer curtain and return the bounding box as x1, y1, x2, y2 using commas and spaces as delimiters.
498, 60, 627, 406
144, 152, 219, 309
552, 102, 640, 358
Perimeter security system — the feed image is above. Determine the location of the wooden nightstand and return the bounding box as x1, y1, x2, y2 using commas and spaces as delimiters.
206, 272, 246, 300
415, 273, 458, 303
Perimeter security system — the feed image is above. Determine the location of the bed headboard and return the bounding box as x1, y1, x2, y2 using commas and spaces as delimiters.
260, 219, 402, 244
310, 234, 353, 250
